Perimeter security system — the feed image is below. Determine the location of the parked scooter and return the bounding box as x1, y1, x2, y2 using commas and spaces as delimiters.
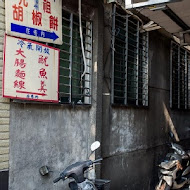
156, 133, 190, 190
53, 141, 110, 190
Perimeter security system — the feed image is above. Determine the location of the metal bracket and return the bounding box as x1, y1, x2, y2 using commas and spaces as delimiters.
179, 30, 190, 46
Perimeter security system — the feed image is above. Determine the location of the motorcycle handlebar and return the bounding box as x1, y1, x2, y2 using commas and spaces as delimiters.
93, 158, 103, 164
53, 158, 103, 184
53, 176, 62, 183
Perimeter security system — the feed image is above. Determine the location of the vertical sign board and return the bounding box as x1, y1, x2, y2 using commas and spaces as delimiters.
3, 35, 60, 103
6, 0, 62, 45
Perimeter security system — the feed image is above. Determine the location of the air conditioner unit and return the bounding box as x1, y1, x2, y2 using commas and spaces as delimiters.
125, 0, 183, 9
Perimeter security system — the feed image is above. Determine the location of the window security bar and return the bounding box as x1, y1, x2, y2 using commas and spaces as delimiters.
170, 41, 190, 109
55, 11, 92, 104
111, 5, 149, 106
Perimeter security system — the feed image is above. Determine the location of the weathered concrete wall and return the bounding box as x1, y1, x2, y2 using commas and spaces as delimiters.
8, 2, 104, 190
9, 105, 96, 190
7, 1, 190, 190
0, 0, 10, 177
102, 18, 190, 189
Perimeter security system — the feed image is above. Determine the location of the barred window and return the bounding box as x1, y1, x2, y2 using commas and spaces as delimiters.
54, 10, 92, 104
111, 5, 148, 106
170, 42, 190, 109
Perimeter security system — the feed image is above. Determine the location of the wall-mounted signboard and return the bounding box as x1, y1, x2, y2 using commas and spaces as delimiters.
6, 0, 62, 44
3, 35, 60, 103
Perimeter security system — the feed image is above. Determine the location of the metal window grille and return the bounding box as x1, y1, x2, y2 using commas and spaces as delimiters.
111, 5, 149, 106
188, 53, 190, 109
170, 41, 190, 109
54, 10, 92, 104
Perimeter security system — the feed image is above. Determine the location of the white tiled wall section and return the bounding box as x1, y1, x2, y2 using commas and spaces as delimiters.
0, 1, 10, 171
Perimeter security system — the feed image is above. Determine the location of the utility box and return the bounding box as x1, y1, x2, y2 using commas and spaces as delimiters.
125, 0, 183, 8
107, 0, 183, 9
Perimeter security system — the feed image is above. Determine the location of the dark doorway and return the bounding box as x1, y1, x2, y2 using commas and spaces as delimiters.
0, 171, 8, 190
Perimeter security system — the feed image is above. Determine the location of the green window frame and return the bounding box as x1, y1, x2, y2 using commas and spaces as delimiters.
170, 41, 190, 109
111, 5, 149, 107
54, 9, 93, 105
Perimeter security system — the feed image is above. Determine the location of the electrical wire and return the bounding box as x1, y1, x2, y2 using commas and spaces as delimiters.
114, 1, 144, 27
79, 0, 87, 88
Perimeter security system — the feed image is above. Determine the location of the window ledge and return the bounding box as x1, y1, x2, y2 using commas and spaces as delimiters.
11, 99, 92, 109
112, 103, 149, 110
170, 107, 190, 112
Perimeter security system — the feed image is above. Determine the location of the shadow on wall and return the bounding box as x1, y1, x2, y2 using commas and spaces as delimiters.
163, 102, 179, 142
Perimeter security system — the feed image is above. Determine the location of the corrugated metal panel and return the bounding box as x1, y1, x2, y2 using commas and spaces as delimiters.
140, 0, 190, 35
168, 0, 190, 26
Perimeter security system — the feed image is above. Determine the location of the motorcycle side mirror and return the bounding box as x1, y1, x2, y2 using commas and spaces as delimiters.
90, 141, 100, 152
169, 131, 176, 142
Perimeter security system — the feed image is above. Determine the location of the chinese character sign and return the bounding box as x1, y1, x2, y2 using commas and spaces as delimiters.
6, 0, 62, 44
3, 35, 60, 103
